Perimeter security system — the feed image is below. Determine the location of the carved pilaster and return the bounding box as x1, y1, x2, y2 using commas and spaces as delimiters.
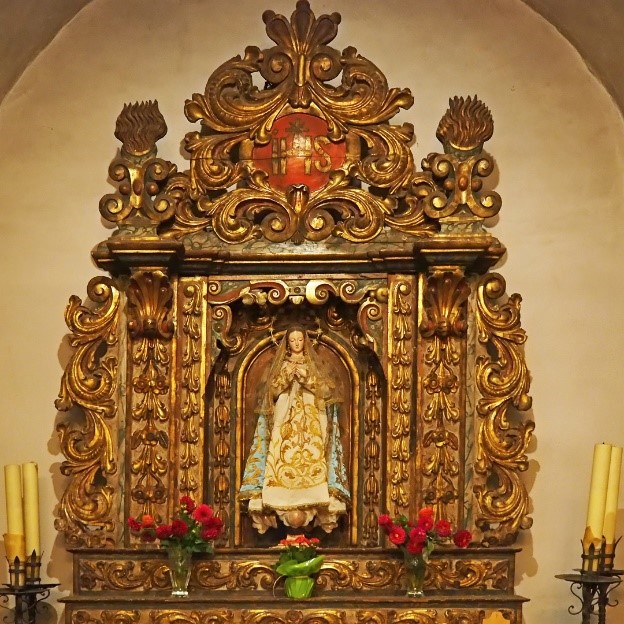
126, 270, 175, 524
418, 271, 470, 523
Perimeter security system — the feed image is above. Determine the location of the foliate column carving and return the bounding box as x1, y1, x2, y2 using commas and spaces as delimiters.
127, 271, 175, 524
387, 277, 415, 516
474, 274, 534, 544
178, 279, 207, 497
418, 271, 469, 522
213, 367, 231, 542
362, 365, 382, 545
56, 277, 121, 547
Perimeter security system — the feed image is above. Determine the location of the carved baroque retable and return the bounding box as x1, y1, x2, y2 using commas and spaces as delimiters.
56, 2, 534, 623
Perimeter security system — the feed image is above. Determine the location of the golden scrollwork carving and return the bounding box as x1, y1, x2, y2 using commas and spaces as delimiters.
79, 559, 169, 591
422, 96, 500, 224
150, 611, 233, 624
388, 277, 414, 516
127, 271, 174, 521
100, 101, 177, 226
178, 280, 205, 496
55, 277, 120, 547
426, 558, 510, 591
241, 611, 347, 624
419, 271, 470, 519
474, 274, 534, 544
72, 611, 141, 624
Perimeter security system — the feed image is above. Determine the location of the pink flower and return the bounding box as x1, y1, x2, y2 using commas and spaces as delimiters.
388, 526, 407, 546
192, 504, 214, 524
171, 519, 189, 538
179, 496, 195, 513
406, 539, 424, 555
435, 519, 452, 538
453, 529, 472, 548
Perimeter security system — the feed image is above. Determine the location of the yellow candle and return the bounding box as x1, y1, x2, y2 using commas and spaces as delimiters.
603, 446, 622, 544
22, 462, 40, 556
585, 443, 612, 541
4, 464, 24, 536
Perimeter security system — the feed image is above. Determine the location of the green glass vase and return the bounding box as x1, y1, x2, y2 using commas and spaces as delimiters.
167, 545, 192, 597
403, 551, 427, 597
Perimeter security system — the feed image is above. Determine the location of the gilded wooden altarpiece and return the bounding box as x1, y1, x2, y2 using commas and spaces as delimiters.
56, 2, 534, 623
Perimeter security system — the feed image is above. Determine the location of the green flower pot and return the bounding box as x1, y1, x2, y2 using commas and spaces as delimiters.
284, 575, 316, 599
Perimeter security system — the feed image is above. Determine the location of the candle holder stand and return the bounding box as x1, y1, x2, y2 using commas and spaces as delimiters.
556, 538, 622, 624
0, 554, 58, 624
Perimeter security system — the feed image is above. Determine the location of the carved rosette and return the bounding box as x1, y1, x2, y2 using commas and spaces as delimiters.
387, 277, 415, 517
177, 280, 206, 497
473, 274, 534, 544
55, 277, 121, 547
418, 272, 470, 521
127, 271, 175, 523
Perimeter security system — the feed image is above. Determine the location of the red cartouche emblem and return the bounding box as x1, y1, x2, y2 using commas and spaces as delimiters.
251, 113, 346, 193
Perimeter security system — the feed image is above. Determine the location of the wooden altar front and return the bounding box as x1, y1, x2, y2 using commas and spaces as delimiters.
55, 2, 534, 622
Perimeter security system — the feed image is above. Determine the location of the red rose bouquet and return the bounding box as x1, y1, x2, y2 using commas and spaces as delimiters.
128, 496, 223, 553
379, 507, 472, 559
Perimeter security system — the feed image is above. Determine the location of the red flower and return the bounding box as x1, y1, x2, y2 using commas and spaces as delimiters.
205, 516, 223, 531
141, 514, 155, 528
156, 524, 173, 540
179, 496, 195, 513
201, 527, 221, 540
378, 514, 393, 529
406, 539, 424, 555
388, 526, 407, 546
142, 532, 156, 543
418, 507, 434, 520
435, 519, 452, 538
453, 529, 472, 548
127, 517, 141, 532
171, 519, 189, 538
409, 527, 427, 544
192, 504, 214, 524
418, 516, 434, 532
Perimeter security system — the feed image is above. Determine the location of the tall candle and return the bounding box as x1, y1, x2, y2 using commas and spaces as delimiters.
4, 464, 24, 536
585, 443, 612, 541
22, 462, 40, 556
603, 446, 622, 544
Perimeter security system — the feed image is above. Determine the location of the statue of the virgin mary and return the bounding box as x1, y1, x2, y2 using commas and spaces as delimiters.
239, 325, 350, 533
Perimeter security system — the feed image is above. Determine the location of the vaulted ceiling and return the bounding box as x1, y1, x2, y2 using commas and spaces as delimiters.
1, 0, 623, 118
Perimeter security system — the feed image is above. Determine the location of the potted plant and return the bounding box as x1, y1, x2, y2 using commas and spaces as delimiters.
275, 535, 324, 599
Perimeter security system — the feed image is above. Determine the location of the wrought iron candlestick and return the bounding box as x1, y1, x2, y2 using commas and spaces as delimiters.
0, 553, 58, 624
556, 538, 622, 624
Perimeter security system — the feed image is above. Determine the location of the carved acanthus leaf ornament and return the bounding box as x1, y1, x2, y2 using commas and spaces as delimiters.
55, 277, 120, 547
474, 274, 534, 544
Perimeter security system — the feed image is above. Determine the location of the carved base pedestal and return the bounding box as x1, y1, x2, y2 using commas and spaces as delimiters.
63, 548, 526, 624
